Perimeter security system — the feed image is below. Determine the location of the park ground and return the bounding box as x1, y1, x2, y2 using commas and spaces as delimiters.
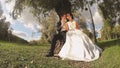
0, 39, 120, 68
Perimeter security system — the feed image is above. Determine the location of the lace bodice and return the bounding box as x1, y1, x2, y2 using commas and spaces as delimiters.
67, 21, 76, 30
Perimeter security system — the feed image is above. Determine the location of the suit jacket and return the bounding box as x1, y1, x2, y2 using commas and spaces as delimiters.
56, 21, 62, 33
56, 21, 67, 42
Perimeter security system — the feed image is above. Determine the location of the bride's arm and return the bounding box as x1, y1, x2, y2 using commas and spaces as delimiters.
76, 22, 80, 29
61, 23, 69, 31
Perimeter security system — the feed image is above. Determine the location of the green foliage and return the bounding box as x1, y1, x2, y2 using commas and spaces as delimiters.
0, 18, 27, 43
99, 0, 120, 20
112, 25, 120, 39
99, 0, 120, 40
99, 0, 120, 28
11, 0, 98, 19
101, 19, 120, 40
9, 35, 28, 43
97, 39, 120, 49
29, 40, 40, 45
0, 17, 10, 41
12, 0, 72, 19
39, 11, 58, 44
101, 19, 113, 40
0, 39, 120, 68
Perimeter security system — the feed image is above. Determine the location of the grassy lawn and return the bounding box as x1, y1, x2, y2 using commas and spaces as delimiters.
0, 39, 120, 68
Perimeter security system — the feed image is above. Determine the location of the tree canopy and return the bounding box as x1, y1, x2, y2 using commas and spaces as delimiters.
99, 0, 120, 40
99, 0, 120, 25
12, 0, 97, 19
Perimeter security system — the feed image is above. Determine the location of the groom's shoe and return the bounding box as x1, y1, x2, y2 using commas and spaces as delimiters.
46, 53, 54, 57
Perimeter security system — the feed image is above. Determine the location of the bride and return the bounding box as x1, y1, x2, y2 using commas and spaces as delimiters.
58, 13, 102, 62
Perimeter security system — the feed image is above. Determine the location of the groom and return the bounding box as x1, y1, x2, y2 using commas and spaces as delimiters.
46, 14, 67, 57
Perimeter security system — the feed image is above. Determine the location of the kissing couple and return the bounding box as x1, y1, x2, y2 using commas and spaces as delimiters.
46, 13, 102, 62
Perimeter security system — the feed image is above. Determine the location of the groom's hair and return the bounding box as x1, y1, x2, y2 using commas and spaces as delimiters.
60, 13, 66, 17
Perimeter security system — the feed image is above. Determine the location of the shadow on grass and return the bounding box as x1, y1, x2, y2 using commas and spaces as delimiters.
97, 39, 120, 49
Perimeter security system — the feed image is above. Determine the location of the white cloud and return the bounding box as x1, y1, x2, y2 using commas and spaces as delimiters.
81, 3, 103, 31
24, 23, 36, 31
93, 11, 103, 26
0, 0, 15, 24
5, 0, 15, 13
12, 30, 28, 37
12, 30, 41, 42
1, 0, 41, 32
2, 13, 14, 23
17, 7, 40, 31
12, 30, 29, 40
81, 3, 98, 19
36, 24, 42, 30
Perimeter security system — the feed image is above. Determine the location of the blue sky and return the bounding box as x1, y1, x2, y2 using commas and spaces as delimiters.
0, 0, 41, 42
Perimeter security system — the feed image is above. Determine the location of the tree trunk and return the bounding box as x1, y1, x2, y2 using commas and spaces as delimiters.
54, 0, 72, 19
53, 0, 72, 54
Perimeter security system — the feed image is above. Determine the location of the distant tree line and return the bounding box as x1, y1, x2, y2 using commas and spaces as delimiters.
99, 0, 120, 40
0, 17, 28, 43
0, 2, 28, 43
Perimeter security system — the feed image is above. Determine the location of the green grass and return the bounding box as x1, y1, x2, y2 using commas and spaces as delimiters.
0, 39, 120, 68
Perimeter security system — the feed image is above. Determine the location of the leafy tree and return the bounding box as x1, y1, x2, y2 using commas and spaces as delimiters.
99, 0, 120, 21
99, 0, 120, 40
0, 17, 10, 41
39, 11, 58, 43
101, 19, 112, 40
0, 2, 10, 41
112, 24, 120, 39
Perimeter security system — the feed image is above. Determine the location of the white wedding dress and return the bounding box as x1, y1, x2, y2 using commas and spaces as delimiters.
58, 20, 102, 62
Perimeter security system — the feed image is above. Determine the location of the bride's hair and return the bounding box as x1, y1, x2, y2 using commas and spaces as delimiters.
69, 13, 74, 19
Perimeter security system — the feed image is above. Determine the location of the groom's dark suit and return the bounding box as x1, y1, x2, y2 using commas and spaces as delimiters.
46, 21, 67, 57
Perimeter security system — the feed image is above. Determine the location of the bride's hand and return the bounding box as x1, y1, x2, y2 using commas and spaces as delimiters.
61, 23, 69, 31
